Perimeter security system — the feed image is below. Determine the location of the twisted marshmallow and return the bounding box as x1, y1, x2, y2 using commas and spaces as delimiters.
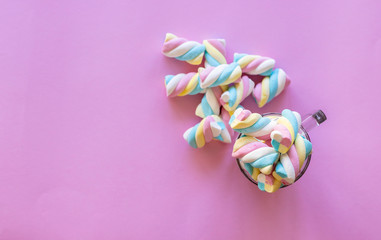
257, 174, 281, 193
203, 39, 227, 67
229, 108, 277, 140
233, 53, 275, 76
220, 76, 254, 112
240, 162, 261, 181
199, 63, 242, 89
220, 107, 235, 139
195, 86, 227, 118
253, 68, 290, 108
273, 134, 312, 185
183, 115, 231, 148
162, 33, 205, 65
165, 72, 204, 97
270, 109, 301, 154
232, 136, 280, 174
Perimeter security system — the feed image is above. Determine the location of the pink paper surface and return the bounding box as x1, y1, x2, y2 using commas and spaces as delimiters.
0, 0, 380, 239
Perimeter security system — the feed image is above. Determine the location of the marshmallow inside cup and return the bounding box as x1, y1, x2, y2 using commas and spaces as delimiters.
236, 112, 312, 189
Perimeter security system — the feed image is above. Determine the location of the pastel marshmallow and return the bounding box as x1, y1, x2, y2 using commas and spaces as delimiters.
198, 63, 242, 89
271, 109, 301, 154
233, 53, 275, 76
229, 107, 277, 140
257, 173, 281, 193
232, 137, 280, 174
273, 134, 312, 184
220, 76, 255, 112
253, 68, 291, 108
203, 39, 227, 67
195, 86, 227, 118
165, 72, 205, 97
162, 33, 205, 65
183, 115, 231, 148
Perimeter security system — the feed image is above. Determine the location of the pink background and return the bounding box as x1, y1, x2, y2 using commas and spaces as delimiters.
0, 0, 380, 239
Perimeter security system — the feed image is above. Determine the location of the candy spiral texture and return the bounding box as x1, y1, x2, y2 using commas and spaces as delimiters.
203, 39, 227, 67
240, 162, 261, 181
294, 134, 313, 169
183, 115, 231, 148
232, 136, 280, 174
229, 108, 277, 140
253, 68, 290, 108
199, 63, 242, 89
162, 33, 206, 65
220, 107, 235, 138
271, 109, 302, 154
165, 72, 204, 97
273, 134, 312, 185
233, 53, 275, 76
220, 76, 254, 112
195, 86, 227, 118
257, 173, 281, 193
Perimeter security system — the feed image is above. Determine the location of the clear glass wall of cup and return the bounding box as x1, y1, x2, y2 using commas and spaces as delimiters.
236, 110, 327, 188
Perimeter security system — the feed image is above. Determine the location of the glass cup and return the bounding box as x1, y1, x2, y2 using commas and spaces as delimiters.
236, 110, 327, 188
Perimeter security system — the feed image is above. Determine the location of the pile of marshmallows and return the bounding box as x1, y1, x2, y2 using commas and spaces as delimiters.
162, 33, 312, 193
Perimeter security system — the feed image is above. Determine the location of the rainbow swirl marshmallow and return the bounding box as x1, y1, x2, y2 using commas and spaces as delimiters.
252, 167, 261, 181
220, 76, 255, 112
270, 109, 302, 154
199, 63, 242, 89
257, 173, 281, 193
273, 134, 312, 185
162, 33, 206, 65
165, 72, 204, 97
253, 68, 291, 108
229, 108, 277, 140
195, 86, 227, 118
294, 134, 313, 169
232, 136, 280, 174
219, 107, 235, 138
203, 39, 227, 67
233, 53, 275, 76
239, 161, 261, 182
183, 115, 231, 148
